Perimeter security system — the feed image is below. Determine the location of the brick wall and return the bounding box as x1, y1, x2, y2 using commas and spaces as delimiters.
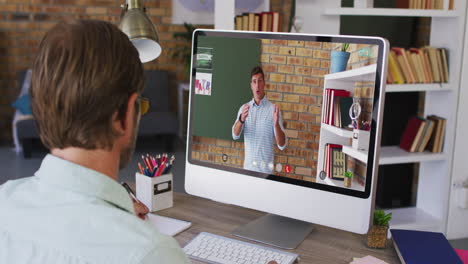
261, 39, 330, 181
0, 0, 210, 143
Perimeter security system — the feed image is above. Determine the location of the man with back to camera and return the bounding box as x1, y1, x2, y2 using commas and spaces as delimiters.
232, 66, 287, 174
0, 19, 190, 263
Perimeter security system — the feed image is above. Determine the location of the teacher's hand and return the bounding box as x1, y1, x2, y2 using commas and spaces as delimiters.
133, 199, 149, 220
240, 104, 250, 123
273, 104, 280, 126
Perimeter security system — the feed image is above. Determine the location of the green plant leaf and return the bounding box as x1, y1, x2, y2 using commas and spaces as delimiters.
373, 209, 392, 226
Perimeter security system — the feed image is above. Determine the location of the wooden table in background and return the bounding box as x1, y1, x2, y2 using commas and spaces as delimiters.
157, 193, 400, 264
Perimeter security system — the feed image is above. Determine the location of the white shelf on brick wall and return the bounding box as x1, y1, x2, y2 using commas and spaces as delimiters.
322, 123, 353, 138
324, 64, 377, 82
343, 145, 448, 165
342, 145, 367, 163
323, 8, 459, 17
322, 176, 365, 191
386, 83, 452, 93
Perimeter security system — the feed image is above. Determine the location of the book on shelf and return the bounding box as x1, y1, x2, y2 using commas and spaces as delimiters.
400, 116, 424, 152
387, 47, 449, 85
390, 229, 463, 264
242, 13, 249, 31
331, 145, 346, 180
324, 144, 344, 179
271, 12, 281, 32
407, 0, 444, 9
409, 118, 427, 152
337, 97, 353, 129
400, 115, 446, 153
323, 88, 351, 127
416, 118, 434, 152
427, 115, 446, 153
234, 11, 281, 32
387, 51, 405, 84
235, 16, 242, 30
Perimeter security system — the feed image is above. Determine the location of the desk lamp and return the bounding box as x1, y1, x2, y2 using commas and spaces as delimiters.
119, 0, 162, 63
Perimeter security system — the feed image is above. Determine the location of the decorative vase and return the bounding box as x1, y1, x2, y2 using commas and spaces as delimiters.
366, 225, 388, 248
344, 177, 352, 188
330, 51, 350, 73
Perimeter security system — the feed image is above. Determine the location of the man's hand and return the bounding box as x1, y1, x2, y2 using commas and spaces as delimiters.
240, 104, 250, 123
132, 199, 149, 220
273, 104, 280, 126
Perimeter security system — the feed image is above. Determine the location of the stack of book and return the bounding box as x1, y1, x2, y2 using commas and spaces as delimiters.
396, 0, 454, 9
234, 12, 281, 32
322, 88, 353, 128
400, 115, 446, 153
324, 144, 346, 180
387, 47, 449, 84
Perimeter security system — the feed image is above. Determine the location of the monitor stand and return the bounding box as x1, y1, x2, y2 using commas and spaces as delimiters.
232, 214, 314, 249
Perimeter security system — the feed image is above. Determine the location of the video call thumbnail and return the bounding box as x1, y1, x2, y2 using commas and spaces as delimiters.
189, 35, 379, 192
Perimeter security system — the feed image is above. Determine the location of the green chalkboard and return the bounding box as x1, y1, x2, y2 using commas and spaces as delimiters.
192, 36, 261, 141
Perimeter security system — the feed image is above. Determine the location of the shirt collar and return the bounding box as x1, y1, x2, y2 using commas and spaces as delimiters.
35, 154, 135, 215
251, 97, 268, 107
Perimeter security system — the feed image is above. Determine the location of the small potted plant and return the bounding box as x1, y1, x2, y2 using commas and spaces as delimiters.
330, 43, 350, 73
344, 171, 353, 188
367, 209, 392, 248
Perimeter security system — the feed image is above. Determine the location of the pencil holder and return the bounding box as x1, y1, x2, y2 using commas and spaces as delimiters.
135, 172, 173, 212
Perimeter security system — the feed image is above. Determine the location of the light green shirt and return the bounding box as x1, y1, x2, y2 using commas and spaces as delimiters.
0, 154, 190, 264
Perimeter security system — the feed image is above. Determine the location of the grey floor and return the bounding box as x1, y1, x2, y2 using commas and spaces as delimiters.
0, 139, 467, 251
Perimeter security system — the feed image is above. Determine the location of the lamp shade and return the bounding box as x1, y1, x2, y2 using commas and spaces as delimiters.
119, 4, 161, 63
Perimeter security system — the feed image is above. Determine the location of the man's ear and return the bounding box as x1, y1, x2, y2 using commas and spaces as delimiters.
113, 92, 139, 136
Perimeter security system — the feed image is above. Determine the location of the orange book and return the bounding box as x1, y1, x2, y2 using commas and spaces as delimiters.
436, 48, 446, 83
392, 47, 416, 83
440, 48, 449, 83
422, 49, 434, 83
248, 13, 255, 31
408, 48, 425, 83
425, 47, 441, 82
272, 12, 280, 32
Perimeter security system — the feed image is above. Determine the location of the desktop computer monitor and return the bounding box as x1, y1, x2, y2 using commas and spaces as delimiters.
185, 29, 388, 248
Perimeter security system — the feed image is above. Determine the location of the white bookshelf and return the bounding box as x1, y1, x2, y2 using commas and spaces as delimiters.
298, 0, 467, 237
379, 146, 448, 164
322, 177, 365, 192
322, 123, 353, 138
342, 145, 367, 163
324, 8, 460, 17
386, 83, 452, 93
343, 145, 448, 165
386, 207, 444, 234
325, 64, 376, 82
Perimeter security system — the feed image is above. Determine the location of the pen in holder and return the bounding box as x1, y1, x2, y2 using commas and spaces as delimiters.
135, 172, 173, 212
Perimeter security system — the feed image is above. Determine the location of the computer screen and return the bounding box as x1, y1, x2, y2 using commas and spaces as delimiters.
185, 29, 388, 234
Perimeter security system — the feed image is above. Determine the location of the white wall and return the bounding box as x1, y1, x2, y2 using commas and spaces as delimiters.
447, 3, 468, 239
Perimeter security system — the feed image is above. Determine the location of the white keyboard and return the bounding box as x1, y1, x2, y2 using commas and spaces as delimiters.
183, 232, 299, 264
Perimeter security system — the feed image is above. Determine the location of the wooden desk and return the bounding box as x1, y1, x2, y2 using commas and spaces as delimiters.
157, 193, 400, 264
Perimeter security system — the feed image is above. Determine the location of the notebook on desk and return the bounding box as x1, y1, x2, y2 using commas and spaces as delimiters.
390, 229, 463, 264
146, 214, 191, 237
